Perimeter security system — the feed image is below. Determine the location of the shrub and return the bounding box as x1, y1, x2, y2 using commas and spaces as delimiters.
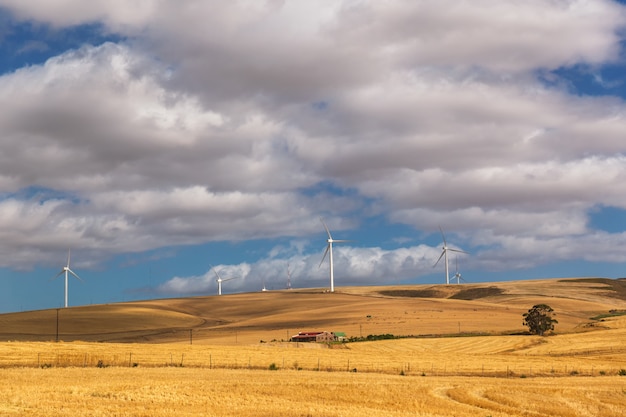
268, 363, 278, 371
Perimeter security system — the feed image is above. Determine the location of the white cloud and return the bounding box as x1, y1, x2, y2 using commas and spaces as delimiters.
157, 228, 626, 295
0, 0, 625, 282
0, 0, 157, 28
159, 228, 626, 295
329, 0, 626, 72
158, 244, 441, 295
156, 273, 214, 295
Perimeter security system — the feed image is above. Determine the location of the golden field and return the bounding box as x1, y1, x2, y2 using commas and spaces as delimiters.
1, 367, 625, 417
1, 277, 626, 416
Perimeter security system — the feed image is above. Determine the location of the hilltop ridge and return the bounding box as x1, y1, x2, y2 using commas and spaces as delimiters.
1, 277, 625, 344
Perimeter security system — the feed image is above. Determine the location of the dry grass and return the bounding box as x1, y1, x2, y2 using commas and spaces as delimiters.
3, 315, 625, 375
1, 367, 625, 416
0, 316, 625, 416
3, 278, 625, 344
1, 278, 626, 415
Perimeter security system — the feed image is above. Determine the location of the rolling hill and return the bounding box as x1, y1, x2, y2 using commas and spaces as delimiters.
1, 277, 625, 344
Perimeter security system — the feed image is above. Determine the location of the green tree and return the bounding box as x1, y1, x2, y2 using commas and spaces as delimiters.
522, 304, 558, 336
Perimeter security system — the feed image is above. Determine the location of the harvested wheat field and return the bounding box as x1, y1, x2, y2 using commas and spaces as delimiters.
1, 278, 626, 416
1, 367, 625, 417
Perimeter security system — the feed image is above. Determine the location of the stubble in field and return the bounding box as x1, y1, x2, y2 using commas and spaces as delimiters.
1, 367, 625, 417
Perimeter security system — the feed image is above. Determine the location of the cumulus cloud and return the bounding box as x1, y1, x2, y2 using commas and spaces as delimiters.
158, 244, 442, 295
0, 0, 625, 290
0, 0, 157, 28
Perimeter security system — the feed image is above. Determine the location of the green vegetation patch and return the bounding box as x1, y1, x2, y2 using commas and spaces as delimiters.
590, 310, 626, 321
449, 286, 504, 300
378, 289, 445, 298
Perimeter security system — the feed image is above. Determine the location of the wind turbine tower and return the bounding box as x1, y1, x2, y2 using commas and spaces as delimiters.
53, 249, 82, 308
433, 227, 468, 285
211, 266, 238, 296
319, 217, 350, 293
286, 263, 292, 290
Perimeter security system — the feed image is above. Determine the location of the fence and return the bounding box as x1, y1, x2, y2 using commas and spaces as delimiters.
2, 349, 625, 378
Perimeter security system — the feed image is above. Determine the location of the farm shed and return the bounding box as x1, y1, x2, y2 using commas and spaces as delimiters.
290, 331, 339, 343
334, 332, 347, 341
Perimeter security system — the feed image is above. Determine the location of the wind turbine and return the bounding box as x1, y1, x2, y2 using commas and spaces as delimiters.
52, 249, 82, 308
319, 217, 350, 293
286, 262, 292, 290
433, 226, 468, 285
211, 266, 239, 296
454, 257, 465, 284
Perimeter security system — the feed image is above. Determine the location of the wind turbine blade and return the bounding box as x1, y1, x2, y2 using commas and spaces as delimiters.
210, 265, 222, 280
438, 225, 447, 246
223, 276, 239, 282
433, 250, 445, 267
320, 217, 332, 239
448, 248, 469, 255
332, 239, 352, 243
319, 244, 330, 268
67, 249, 71, 267
51, 270, 65, 280
67, 268, 82, 281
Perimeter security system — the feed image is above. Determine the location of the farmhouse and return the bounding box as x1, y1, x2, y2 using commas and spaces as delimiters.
290, 331, 339, 343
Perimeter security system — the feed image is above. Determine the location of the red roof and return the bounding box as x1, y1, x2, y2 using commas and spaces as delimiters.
296, 331, 324, 336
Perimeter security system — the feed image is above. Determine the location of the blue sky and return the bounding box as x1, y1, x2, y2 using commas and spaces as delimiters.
2, 0, 626, 313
